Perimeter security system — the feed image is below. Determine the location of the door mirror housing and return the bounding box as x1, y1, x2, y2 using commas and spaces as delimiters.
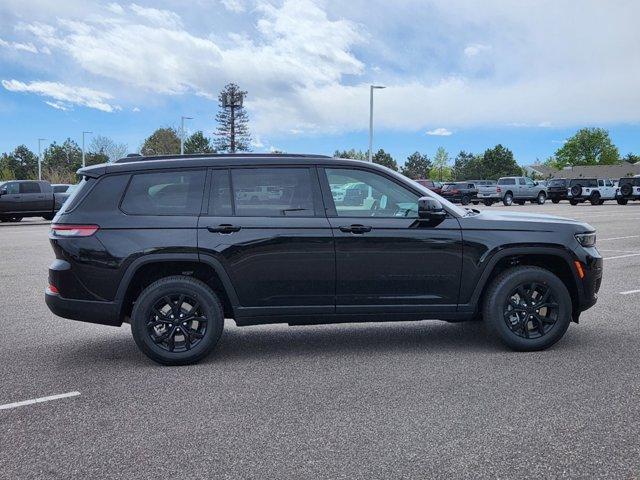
418, 196, 446, 222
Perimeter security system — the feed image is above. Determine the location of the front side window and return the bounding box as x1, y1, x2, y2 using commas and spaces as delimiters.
325, 168, 419, 218
231, 168, 315, 217
20, 182, 41, 194
2, 182, 19, 194
121, 170, 205, 215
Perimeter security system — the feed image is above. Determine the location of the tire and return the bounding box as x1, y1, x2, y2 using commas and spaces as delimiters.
483, 266, 572, 351
503, 193, 513, 206
569, 199, 578, 206
483, 199, 493, 206
42, 214, 54, 221
461, 195, 471, 205
536, 192, 546, 205
517, 200, 526, 205
570, 185, 582, 197
620, 184, 632, 196
130, 276, 225, 365
472, 201, 479, 205
590, 192, 601, 205
617, 198, 628, 205
551, 198, 560, 204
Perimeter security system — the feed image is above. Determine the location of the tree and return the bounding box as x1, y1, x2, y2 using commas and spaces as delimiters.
372, 149, 398, 171
452, 151, 479, 180
432, 146, 453, 181
141, 127, 180, 156
554, 128, 620, 167
481, 144, 522, 179
623, 153, 640, 164
214, 83, 251, 153
0, 145, 38, 179
43, 139, 82, 172
401, 152, 431, 179
333, 149, 367, 160
184, 131, 215, 154
89, 135, 128, 162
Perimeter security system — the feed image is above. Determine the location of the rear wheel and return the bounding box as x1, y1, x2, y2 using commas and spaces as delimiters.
483, 199, 494, 206
617, 198, 628, 205
130, 276, 224, 365
461, 195, 471, 205
503, 193, 513, 206
569, 199, 578, 206
483, 266, 572, 351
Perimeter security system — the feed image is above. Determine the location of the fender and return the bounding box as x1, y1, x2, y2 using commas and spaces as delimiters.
114, 252, 241, 318
459, 244, 581, 313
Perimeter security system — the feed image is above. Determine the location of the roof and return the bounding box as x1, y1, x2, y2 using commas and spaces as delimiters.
113, 152, 331, 163
526, 163, 640, 180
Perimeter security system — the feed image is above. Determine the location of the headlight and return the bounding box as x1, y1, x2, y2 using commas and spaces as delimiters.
575, 232, 596, 247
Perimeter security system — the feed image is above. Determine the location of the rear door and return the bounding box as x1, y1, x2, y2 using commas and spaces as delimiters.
18, 181, 43, 212
197, 166, 335, 319
319, 166, 462, 314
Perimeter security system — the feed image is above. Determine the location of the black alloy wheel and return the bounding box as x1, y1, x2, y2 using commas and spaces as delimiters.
503, 282, 559, 339
147, 294, 208, 353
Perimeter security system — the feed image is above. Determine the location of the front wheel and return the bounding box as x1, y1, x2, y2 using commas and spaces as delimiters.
130, 276, 224, 365
42, 214, 54, 221
617, 198, 628, 205
569, 199, 578, 206
461, 195, 471, 205
551, 198, 560, 204
537, 192, 546, 204
590, 193, 601, 206
483, 266, 572, 351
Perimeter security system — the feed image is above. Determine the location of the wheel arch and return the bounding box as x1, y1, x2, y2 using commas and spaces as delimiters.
115, 254, 239, 322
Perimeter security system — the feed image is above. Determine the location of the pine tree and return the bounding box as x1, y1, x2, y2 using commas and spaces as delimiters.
372, 149, 398, 171
184, 131, 215, 154
401, 152, 431, 179
214, 83, 252, 153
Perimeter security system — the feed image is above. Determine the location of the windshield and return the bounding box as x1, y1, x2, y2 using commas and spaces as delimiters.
549, 179, 566, 186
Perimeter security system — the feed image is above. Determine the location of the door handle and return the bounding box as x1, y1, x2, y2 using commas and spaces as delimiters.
339, 224, 372, 234
207, 224, 241, 234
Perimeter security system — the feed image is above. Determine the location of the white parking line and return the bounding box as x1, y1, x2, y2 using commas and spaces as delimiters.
0, 391, 80, 411
598, 235, 640, 241
620, 289, 640, 295
603, 253, 640, 260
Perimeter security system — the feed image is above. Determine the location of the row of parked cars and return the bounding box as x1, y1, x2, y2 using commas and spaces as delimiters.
417, 176, 640, 206
0, 180, 76, 222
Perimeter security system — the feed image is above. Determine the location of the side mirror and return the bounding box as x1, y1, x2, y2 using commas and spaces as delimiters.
418, 197, 446, 222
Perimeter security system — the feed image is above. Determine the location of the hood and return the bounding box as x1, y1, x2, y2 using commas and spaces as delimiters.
462, 209, 594, 233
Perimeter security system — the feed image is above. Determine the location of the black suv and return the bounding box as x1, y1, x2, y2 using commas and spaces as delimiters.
46, 154, 602, 365
440, 182, 479, 205
546, 178, 569, 203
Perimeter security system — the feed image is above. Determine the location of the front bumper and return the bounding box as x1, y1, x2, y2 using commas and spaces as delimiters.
45, 288, 122, 327
576, 247, 603, 312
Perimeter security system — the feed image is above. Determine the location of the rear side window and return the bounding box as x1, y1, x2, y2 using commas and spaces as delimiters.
570, 179, 597, 187
121, 170, 205, 216
498, 178, 515, 185
208, 170, 233, 216
231, 168, 315, 217
53, 185, 68, 193
20, 182, 41, 194
619, 178, 640, 186
549, 179, 566, 187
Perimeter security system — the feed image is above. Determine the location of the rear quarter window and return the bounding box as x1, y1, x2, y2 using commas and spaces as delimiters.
121, 170, 206, 216
498, 178, 516, 185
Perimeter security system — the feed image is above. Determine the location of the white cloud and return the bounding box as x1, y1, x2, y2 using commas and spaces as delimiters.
2, 80, 118, 112
0, 37, 39, 54
45, 100, 70, 111
129, 4, 183, 29
107, 3, 124, 15
426, 127, 453, 136
132, 107, 140, 112
221, 0, 247, 13
463, 43, 491, 57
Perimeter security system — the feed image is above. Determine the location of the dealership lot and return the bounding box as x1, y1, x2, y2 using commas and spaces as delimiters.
1, 202, 639, 479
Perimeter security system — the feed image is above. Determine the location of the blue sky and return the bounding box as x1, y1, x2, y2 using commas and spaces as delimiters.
1, 0, 639, 166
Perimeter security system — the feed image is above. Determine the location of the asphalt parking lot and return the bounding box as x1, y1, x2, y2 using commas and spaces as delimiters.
1, 202, 639, 479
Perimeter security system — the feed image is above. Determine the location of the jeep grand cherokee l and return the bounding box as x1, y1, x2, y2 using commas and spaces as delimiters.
46, 154, 602, 365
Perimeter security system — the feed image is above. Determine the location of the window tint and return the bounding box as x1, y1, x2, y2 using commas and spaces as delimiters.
326, 168, 419, 218
605, 179, 613, 187
20, 182, 41, 194
231, 168, 315, 217
121, 170, 205, 216
53, 185, 68, 193
498, 178, 516, 185
620, 178, 640, 187
549, 179, 566, 186
208, 170, 233, 216
2, 182, 19, 194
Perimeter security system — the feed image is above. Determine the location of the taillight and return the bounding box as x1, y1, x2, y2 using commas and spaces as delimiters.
51, 224, 99, 237
496, 187, 501, 193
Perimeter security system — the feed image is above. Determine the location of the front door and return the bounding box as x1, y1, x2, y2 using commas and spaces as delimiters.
320, 167, 463, 315
0, 182, 21, 214
198, 166, 335, 319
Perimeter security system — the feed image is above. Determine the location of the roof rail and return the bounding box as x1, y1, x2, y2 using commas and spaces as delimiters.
113, 152, 332, 163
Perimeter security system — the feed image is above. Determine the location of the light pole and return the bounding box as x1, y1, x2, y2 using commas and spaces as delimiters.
37, 138, 47, 180
180, 116, 193, 155
82, 131, 92, 168
368, 85, 386, 162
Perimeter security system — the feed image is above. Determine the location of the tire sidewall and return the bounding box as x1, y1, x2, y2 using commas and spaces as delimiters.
503, 193, 513, 206
131, 278, 224, 365
485, 268, 572, 351
537, 192, 546, 204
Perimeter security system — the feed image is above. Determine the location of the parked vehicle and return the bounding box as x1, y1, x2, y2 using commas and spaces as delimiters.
497, 176, 547, 206
440, 182, 479, 205
546, 178, 569, 203
616, 177, 640, 205
469, 180, 499, 206
0, 180, 66, 222
46, 153, 602, 365
568, 178, 616, 205
52, 184, 72, 193
414, 179, 443, 194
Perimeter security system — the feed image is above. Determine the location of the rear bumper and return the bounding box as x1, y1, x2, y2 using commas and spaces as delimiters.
45, 288, 122, 327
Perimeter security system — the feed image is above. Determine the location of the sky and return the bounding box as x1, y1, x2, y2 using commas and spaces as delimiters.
0, 0, 639, 167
